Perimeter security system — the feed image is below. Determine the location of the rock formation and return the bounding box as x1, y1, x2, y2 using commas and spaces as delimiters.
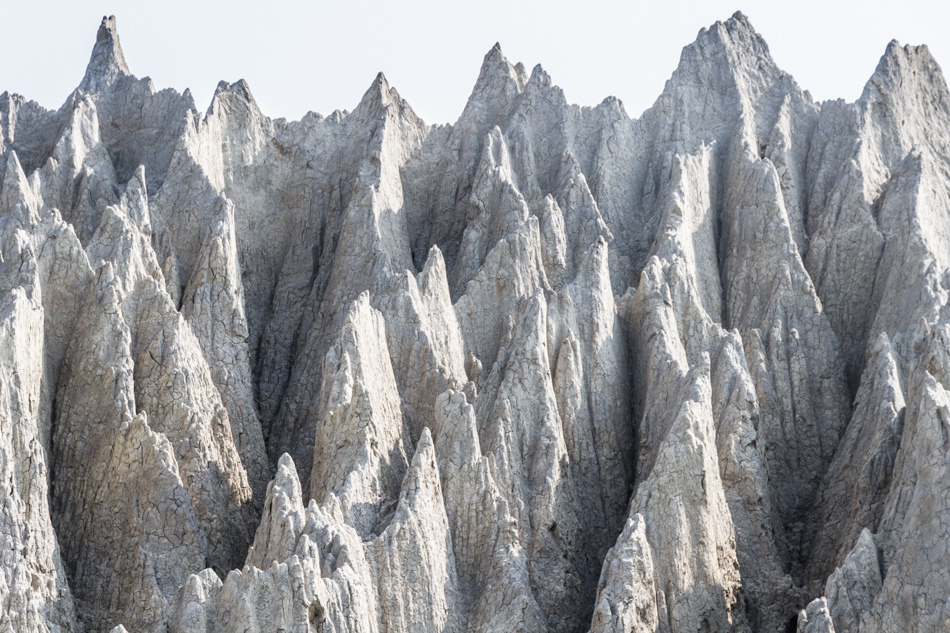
2, 11, 950, 633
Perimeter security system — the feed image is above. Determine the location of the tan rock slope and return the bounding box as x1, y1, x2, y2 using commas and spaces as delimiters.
2, 11, 950, 633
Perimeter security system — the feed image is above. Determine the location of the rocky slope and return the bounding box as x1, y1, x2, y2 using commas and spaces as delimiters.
2, 11, 950, 633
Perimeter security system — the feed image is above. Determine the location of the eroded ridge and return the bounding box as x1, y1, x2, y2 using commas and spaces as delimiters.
2, 12, 950, 633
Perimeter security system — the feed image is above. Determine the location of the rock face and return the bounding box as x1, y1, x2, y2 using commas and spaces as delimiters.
2, 11, 950, 633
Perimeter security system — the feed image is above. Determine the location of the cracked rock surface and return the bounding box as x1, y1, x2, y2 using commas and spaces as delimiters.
3, 12, 950, 633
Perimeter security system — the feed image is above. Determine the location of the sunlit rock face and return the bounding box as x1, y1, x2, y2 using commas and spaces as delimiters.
3, 11, 950, 633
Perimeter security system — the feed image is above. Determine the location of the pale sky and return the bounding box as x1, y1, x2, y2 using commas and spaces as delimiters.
3, 0, 949, 125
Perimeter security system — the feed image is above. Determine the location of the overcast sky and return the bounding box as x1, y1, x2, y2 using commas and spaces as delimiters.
3, 0, 948, 124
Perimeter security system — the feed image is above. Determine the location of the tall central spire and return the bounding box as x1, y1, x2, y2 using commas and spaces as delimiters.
79, 15, 130, 92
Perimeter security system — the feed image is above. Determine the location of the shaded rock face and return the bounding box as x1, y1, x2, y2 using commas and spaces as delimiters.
3, 10, 950, 633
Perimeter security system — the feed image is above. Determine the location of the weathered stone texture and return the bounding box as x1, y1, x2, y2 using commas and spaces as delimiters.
3, 12, 950, 633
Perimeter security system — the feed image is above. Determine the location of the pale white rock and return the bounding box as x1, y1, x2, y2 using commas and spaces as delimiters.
857, 369, 950, 633
823, 529, 883, 633
710, 330, 794, 632
552, 237, 635, 543
454, 215, 550, 369
805, 334, 905, 586
454, 228, 637, 630
49, 261, 208, 631
79, 16, 197, 188
4, 10, 950, 633
0, 93, 68, 178
308, 294, 410, 537
622, 140, 794, 631
365, 429, 463, 633
84, 201, 253, 574
720, 116, 850, 581
171, 431, 461, 633
587, 514, 658, 633
432, 389, 546, 633
0, 152, 94, 455
33, 93, 118, 245
265, 72, 429, 484
373, 245, 469, 438
592, 368, 747, 633
476, 293, 585, 631
0, 288, 76, 633
180, 193, 270, 509
797, 598, 836, 633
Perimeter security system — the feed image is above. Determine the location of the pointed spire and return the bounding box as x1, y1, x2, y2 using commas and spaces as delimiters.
121, 165, 151, 235
208, 79, 262, 119
651, 11, 787, 134
370, 71, 392, 105
682, 11, 774, 73
244, 453, 306, 570
80, 15, 131, 92
862, 38, 948, 107
213, 79, 256, 105
474, 42, 523, 94
453, 42, 527, 129
487, 42, 504, 62
729, 10, 750, 26
353, 71, 393, 115
349, 70, 426, 129
0, 151, 41, 223
720, 10, 760, 40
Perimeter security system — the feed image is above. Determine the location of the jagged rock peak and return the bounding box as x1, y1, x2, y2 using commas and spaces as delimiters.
859, 37, 950, 149
5, 10, 950, 633
872, 39, 946, 91
80, 15, 131, 92
671, 9, 782, 96
207, 78, 263, 120
0, 151, 40, 222
344, 68, 423, 128
361, 71, 395, 109
213, 79, 255, 104
464, 42, 527, 109
700, 10, 769, 55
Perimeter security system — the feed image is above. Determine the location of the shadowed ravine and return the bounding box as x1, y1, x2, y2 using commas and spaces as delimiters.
3, 11, 950, 633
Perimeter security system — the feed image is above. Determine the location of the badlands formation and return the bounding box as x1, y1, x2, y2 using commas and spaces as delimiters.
2, 11, 950, 633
